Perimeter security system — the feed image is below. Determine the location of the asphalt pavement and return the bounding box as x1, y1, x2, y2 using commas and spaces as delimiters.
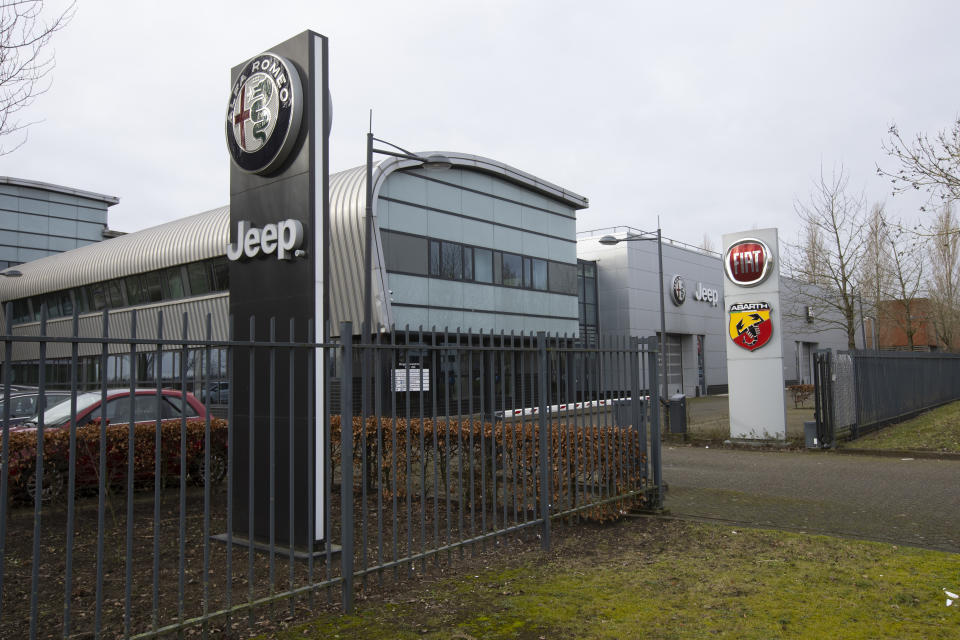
662, 446, 960, 553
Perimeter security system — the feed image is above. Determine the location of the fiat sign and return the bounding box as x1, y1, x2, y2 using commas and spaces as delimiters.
724, 238, 773, 287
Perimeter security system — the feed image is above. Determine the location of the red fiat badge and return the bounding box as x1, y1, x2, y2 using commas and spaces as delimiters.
724, 238, 772, 287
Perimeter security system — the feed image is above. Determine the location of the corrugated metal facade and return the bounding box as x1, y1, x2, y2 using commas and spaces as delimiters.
0, 153, 588, 348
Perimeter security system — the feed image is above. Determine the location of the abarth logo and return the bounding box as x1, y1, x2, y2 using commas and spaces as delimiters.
226, 52, 303, 175
729, 301, 773, 351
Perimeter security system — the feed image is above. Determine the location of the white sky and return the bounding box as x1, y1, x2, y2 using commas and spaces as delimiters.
0, 0, 957, 250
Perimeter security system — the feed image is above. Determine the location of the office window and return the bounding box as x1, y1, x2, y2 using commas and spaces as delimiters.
429, 240, 440, 276
11, 299, 30, 324
106, 280, 125, 308
87, 283, 107, 311
440, 241, 462, 279
532, 258, 547, 291
187, 261, 211, 296
548, 262, 577, 295
463, 247, 473, 281
210, 258, 229, 291
493, 251, 502, 284
163, 266, 185, 300
522, 257, 531, 288
474, 248, 492, 283
382, 230, 428, 275
501, 253, 521, 287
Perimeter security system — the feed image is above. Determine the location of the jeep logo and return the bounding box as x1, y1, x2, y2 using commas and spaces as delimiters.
226, 219, 304, 261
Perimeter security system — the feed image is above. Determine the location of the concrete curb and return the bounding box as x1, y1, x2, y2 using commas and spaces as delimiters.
831, 447, 960, 461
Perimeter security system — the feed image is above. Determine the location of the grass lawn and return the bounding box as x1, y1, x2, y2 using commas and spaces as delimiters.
270, 518, 960, 640
847, 401, 960, 453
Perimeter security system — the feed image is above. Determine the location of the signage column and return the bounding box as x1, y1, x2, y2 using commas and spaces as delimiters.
721, 228, 787, 440
226, 31, 329, 547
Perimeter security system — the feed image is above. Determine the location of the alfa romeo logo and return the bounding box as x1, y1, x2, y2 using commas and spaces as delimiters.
226, 52, 303, 175
671, 275, 686, 306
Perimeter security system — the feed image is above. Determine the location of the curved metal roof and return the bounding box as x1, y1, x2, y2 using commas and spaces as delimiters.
0, 206, 229, 300
0, 153, 588, 333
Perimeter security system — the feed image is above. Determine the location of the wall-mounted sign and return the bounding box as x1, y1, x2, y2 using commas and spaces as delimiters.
226, 52, 304, 175
728, 301, 773, 351
693, 282, 719, 307
724, 238, 773, 287
671, 275, 686, 305
393, 368, 430, 392
226, 219, 304, 261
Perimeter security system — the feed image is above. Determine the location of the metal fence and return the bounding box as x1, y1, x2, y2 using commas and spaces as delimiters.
813, 349, 960, 446
0, 308, 662, 639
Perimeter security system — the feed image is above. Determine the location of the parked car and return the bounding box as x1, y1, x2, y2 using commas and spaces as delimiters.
200, 381, 230, 405
0, 390, 72, 426
9, 389, 224, 502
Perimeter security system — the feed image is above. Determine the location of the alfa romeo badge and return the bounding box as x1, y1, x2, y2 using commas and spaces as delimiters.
226, 52, 303, 175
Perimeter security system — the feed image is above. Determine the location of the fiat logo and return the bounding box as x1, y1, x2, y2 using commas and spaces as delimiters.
724, 238, 772, 287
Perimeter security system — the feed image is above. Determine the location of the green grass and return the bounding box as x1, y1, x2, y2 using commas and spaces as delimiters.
270, 519, 960, 639
847, 401, 960, 453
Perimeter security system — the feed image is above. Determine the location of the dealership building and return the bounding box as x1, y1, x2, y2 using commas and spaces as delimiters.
0, 159, 849, 396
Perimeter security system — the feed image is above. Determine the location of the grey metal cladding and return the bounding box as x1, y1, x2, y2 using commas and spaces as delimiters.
0, 153, 587, 338
0, 206, 229, 301
328, 152, 589, 336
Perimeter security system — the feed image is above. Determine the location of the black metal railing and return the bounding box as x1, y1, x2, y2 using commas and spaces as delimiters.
814, 349, 960, 446
0, 306, 661, 639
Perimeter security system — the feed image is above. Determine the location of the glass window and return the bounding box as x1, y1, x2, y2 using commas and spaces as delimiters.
440, 241, 462, 279
549, 262, 578, 295
73, 288, 88, 313
210, 258, 229, 291
125, 275, 143, 305
532, 259, 548, 291
429, 240, 440, 276
462, 247, 473, 281
163, 266, 185, 299
39, 293, 60, 319
56, 291, 73, 318
493, 251, 502, 284
141, 271, 163, 303
87, 283, 106, 311
382, 230, 428, 275
187, 262, 211, 296
474, 248, 492, 283
522, 257, 531, 288
501, 253, 521, 287
11, 299, 30, 323
106, 280, 125, 308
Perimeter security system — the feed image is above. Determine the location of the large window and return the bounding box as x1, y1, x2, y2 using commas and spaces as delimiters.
383, 230, 578, 295
7, 258, 231, 325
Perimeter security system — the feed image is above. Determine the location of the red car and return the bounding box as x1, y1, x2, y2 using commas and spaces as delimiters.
8, 389, 224, 502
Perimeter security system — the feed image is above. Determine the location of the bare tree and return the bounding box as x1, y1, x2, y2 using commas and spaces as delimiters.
0, 1, 74, 154
859, 204, 891, 328
785, 166, 867, 349
698, 233, 715, 253
881, 222, 925, 350
879, 118, 960, 207
927, 202, 960, 350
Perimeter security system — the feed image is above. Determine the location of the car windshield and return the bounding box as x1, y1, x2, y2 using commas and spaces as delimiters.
35, 392, 103, 428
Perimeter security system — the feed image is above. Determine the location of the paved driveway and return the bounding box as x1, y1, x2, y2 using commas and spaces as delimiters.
662, 446, 960, 552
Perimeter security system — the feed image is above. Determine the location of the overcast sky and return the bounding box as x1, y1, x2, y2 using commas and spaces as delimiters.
1, 1, 957, 250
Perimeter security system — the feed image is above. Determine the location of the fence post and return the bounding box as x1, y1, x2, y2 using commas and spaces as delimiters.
647, 336, 663, 509
537, 331, 550, 550
629, 336, 643, 485
339, 322, 354, 613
